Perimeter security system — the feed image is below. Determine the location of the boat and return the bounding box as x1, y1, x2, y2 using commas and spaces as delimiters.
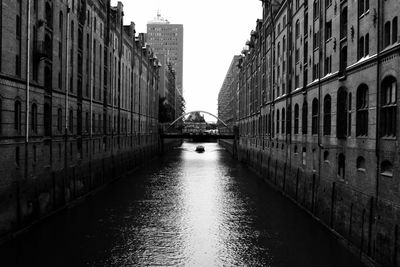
195, 145, 205, 153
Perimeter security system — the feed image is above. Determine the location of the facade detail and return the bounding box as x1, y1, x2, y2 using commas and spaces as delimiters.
0, 0, 160, 237
228, 0, 400, 266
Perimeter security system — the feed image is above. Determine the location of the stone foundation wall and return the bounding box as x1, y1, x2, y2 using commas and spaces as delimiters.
0, 139, 181, 243
225, 141, 399, 267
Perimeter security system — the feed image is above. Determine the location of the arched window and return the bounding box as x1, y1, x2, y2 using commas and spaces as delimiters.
44, 103, 52, 136
312, 98, 319, 135
323, 95, 331, 135
381, 76, 397, 137
294, 104, 299, 134
356, 84, 369, 136
337, 87, 348, 138
296, 20, 300, 38
282, 108, 286, 134
302, 101, 308, 134
385, 21, 391, 47
277, 109, 280, 134
57, 108, 62, 132
338, 153, 345, 180
381, 160, 393, 177
31, 103, 38, 133
393, 17, 398, 44
14, 100, 21, 133
357, 156, 366, 171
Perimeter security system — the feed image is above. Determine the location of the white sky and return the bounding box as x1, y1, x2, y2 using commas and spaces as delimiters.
111, 0, 261, 119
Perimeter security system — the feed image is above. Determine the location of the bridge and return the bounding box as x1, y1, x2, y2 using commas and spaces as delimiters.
160, 110, 236, 141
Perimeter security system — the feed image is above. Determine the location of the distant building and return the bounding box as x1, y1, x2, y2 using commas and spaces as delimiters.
218, 56, 241, 134
147, 13, 184, 119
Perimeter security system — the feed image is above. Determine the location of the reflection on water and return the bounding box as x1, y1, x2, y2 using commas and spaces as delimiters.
1, 142, 365, 267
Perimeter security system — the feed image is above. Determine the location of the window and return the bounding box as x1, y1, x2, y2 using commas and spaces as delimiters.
296, 0, 300, 10
356, 84, 369, 136
14, 100, 21, 133
393, 17, 398, 44
325, 56, 332, 74
325, 0, 332, 7
340, 46, 348, 74
296, 20, 300, 39
325, 20, 332, 40
45, 2, 53, 28
0, 99, 2, 135
358, 0, 369, 15
365, 34, 369, 56
302, 101, 308, 134
69, 109, 73, 133
313, 0, 319, 20
57, 108, 62, 132
312, 98, 319, 135
304, 13, 308, 36
277, 109, 280, 134
16, 15, 21, 38
338, 153, 345, 180
282, 108, 286, 134
385, 21, 391, 47
340, 7, 348, 40
294, 104, 299, 134
15, 147, 20, 166
337, 88, 348, 138
283, 36, 286, 52
324, 151, 329, 161
381, 76, 397, 137
348, 93, 352, 136
31, 103, 38, 133
324, 95, 331, 135
358, 36, 365, 60
85, 112, 89, 132
302, 147, 307, 165
357, 157, 366, 171
287, 105, 292, 134
44, 103, 52, 136
381, 160, 393, 177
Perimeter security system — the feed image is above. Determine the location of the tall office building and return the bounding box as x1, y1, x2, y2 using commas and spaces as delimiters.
147, 13, 184, 98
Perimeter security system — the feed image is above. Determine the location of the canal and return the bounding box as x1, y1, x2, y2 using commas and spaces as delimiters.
1, 142, 365, 266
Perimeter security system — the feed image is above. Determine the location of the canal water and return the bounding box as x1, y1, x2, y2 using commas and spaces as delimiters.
1, 142, 365, 267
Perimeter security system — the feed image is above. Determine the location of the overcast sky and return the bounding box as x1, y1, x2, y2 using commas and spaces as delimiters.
111, 0, 261, 119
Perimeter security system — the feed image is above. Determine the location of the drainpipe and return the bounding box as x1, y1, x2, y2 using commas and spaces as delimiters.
375, 0, 382, 205
25, 0, 31, 176
64, 1, 71, 193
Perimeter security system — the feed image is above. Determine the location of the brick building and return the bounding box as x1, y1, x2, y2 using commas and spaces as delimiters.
0, 0, 160, 237
235, 0, 400, 265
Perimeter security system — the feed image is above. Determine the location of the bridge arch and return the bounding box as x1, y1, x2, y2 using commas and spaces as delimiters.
166, 110, 232, 132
